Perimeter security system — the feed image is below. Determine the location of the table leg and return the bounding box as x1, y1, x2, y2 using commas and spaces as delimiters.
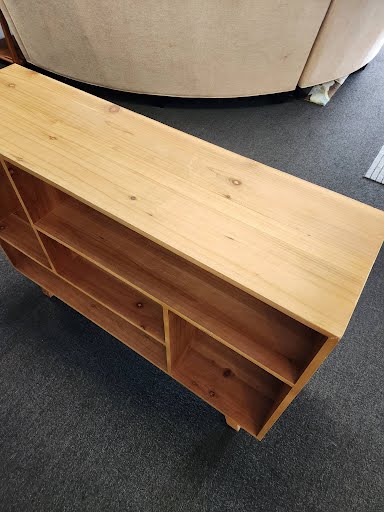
225, 416, 240, 432
41, 287, 53, 298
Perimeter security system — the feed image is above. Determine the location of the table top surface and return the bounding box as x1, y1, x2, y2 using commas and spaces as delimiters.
0, 64, 383, 338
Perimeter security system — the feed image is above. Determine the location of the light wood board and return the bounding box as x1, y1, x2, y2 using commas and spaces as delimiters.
0, 64, 383, 339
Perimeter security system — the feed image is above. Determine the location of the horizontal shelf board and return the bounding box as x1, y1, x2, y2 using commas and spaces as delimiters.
35, 198, 321, 385
42, 235, 165, 343
6, 245, 167, 372
172, 328, 288, 437
0, 212, 49, 267
62, 254, 165, 343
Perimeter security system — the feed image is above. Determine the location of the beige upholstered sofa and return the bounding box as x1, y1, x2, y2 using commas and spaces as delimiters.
1, 0, 383, 97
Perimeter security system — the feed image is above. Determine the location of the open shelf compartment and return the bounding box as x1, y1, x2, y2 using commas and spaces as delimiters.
168, 312, 290, 437
8, 164, 327, 386
1, 242, 167, 372
39, 233, 165, 343
0, 165, 49, 267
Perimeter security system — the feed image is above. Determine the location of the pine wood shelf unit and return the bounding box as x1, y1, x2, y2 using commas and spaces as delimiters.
0, 65, 383, 440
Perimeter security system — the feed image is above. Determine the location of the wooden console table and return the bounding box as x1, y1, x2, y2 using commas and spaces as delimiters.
0, 65, 383, 440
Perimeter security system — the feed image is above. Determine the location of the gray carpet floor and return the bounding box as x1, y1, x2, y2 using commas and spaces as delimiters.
1, 51, 383, 512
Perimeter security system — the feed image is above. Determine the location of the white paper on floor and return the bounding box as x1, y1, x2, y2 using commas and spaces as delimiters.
365, 144, 384, 184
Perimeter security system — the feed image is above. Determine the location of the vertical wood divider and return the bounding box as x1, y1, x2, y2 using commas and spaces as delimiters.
0, 158, 57, 273
256, 336, 339, 439
163, 307, 172, 373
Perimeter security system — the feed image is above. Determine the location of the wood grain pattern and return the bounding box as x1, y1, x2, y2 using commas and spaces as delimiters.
1, 159, 57, 270
0, 163, 49, 266
0, 65, 383, 440
169, 315, 289, 437
2, 242, 167, 372
168, 312, 199, 372
40, 232, 165, 342
0, 65, 382, 339
257, 336, 338, 440
13, 206, 29, 222
0, 212, 49, 266
7, 163, 66, 223
35, 196, 323, 385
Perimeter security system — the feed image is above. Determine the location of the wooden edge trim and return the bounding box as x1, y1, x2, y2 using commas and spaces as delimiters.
163, 307, 172, 373
256, 336, 339, 440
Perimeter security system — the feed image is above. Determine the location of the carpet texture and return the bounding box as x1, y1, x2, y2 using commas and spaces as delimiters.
0, 51, 384, 512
